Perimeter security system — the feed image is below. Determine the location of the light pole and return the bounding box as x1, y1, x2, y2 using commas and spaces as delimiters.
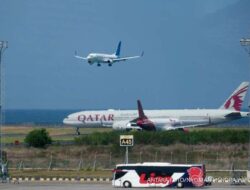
248, 104, 250, 171
0, 41, 8, 170
240, 38, 250, 171
240, 37, 250, 178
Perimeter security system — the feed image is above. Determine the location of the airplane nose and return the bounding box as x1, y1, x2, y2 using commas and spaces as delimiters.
63, 117, 71, 125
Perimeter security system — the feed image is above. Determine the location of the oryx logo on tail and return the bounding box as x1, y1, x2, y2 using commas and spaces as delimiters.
220, 82, 249, 111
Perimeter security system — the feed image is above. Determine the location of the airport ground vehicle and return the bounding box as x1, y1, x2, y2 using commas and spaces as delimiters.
112, 162, 206, 188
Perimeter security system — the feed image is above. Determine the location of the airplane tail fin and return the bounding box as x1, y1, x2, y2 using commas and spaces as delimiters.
115, 41, 121, 57
137, 100, 147, 119
219, 82, 249, 111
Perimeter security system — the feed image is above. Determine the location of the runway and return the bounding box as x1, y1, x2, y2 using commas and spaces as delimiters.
0, 182, 249, 190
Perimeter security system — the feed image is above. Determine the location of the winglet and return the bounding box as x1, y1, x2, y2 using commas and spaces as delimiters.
141, 51, 144, 57
74, 51, 88, 60
137, 100, 147, 119
219, 82, 249, 111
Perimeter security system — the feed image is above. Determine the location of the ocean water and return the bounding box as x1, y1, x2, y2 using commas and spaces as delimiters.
3, 109, 79, 125
2, 109, 250, 126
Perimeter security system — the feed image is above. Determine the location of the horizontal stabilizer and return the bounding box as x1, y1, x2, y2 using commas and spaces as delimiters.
224, 112, 242, 118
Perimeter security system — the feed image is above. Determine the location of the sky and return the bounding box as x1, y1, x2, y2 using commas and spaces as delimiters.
0, 0, 250, 110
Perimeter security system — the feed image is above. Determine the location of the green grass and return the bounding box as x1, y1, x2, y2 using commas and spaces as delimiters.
1, 126, 112, 144
2, 125, 249, 179
9, 169, 245, 179
2, 126, 249, 145
75, 128, 250, 145
9, 169, 112, 178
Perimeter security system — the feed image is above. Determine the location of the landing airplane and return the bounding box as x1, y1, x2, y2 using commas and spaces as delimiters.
74, 41, 143, 67
63, 82, 249, 134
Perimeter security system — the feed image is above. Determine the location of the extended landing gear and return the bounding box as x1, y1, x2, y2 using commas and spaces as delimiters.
108, 63, 112, 67
76, 127, 80, 135
97, 63, 101, 67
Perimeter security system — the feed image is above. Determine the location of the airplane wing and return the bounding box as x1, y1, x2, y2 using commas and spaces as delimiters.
75, 55, 88, 60
165, 123, 213, 131
177, 123, 210, 129
112, 51, 144, 62
162, 120, 214, 131
74, 51, 88, 60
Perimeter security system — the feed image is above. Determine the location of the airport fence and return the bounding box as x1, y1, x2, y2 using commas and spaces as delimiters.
6, 148, 248, 172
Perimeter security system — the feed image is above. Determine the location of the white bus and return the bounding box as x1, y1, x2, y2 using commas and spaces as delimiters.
112, 162, 206, 188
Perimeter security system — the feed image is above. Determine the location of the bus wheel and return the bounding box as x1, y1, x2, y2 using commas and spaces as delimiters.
177, 182, 184, 188
123, 181, 132, 188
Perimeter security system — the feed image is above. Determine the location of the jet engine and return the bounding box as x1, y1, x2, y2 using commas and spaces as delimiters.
107, 59, 113, 63
152, 118, 181, 127
112, 120, 142, 131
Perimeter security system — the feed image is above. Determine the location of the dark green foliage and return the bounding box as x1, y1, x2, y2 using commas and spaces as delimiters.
74, 129, 249, 146
24, 128, 52, 148
74, 131, 120, 145
0, 151, 7, 162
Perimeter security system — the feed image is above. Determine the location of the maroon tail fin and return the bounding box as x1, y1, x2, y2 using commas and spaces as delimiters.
137, 100, 147, 119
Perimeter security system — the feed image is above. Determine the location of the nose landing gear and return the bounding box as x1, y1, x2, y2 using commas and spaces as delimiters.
76, 127, 80, 135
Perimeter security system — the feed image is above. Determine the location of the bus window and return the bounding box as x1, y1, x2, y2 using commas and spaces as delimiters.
113, 169, 127, 180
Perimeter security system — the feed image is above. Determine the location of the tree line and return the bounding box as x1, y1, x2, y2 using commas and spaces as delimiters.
74, 129, 249, 145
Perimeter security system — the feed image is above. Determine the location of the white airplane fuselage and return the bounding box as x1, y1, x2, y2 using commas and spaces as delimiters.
63, 109, 248, 131
64, 82, 249, 132
87, 53, 117, 64
74, 41, 143, 66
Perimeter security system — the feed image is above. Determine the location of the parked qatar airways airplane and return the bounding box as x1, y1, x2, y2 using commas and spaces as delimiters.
74, 41, 143, 67
63, 82, 249, 135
